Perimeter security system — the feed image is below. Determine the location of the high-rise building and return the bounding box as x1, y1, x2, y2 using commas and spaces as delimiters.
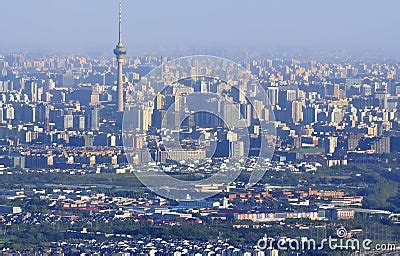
324, 137, 338, 154
73, 115, 85, 131
125, 106, 153, 131
278, 89, 297, 108
372, 137, 390, 154
5, 104, 15, 121
303, 105, 318, 125
62, 71, 74, 87
230, 141, 245, 158
290, 100, 303, 124
85, 107, 100, 131
375, 90, 388, 109
267, 87, 278, 106
90, 86, 100, 106
0, 107, 3, 124
347, 134, 363, 151
63, 113, 74, 130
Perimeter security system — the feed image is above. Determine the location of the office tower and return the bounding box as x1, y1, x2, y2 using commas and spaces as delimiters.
5, 105, 14, 121
347, 134, 362, 151
73, 115, 85, 131
287, 89, 297, 102
0, 106, 3, 124
190, 66, 198, 80
0, 81, 9, 92
375, 90, 388, 109
155, 94, 165, 110
252, 100, 265, 120
22, 105, 36, 123
24, 81, 38, 102
231, 83, 247, 104
90, 86, 100, 106
230, 141, 245, 158
45, 79, 56, 92
267, 87, 278, 106
191, 111, 223, 128
200, 81, 208, 93
221, 100, 241, 128
291, 100, 303, 124
325, 83, 341, 98
165, 95, 181, 112
126, 106, 153, 131
85, 107, 100, 132
63, 113, 74, 130
240, 103, 252, 126
114, 0, 127, 113
164, 110, 180, 129
142, 106, 153, 131
324, 137, 338, 154
62, 71, 74, 87
278, 89, 297, 108
373, 137, 390, 154
303, 105, 318, 125
396, 68, 400, 81
330, 107, 344, 124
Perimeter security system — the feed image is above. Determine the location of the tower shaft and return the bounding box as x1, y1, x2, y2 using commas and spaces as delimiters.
117, 59, 124, 112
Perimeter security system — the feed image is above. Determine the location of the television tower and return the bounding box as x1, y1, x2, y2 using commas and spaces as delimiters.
114, 0, 127, 113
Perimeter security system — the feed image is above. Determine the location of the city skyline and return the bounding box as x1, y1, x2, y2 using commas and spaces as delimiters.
0, 0, 399, 254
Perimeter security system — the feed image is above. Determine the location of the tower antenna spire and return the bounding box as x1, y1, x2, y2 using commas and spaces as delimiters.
119, 0, 123, 44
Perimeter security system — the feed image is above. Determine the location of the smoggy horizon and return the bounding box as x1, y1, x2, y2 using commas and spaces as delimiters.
1, 0, 400, 57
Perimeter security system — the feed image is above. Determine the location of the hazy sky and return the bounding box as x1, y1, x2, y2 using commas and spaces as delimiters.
1, 0, 399, 56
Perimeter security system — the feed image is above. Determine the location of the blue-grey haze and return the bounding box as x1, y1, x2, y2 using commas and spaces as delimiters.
0, 0, 399, 56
